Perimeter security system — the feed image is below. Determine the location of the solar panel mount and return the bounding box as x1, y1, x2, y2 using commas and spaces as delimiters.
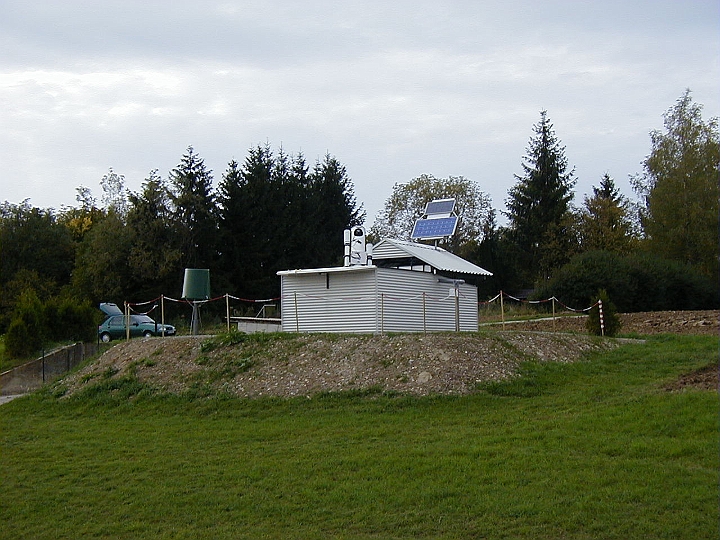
411, 198, 459, 240
424, 198, 455, 217
411, 215, 459, 240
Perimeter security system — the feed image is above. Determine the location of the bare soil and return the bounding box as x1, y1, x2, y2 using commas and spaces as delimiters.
488, 310, 719, 335
664, 364, 718, 392
59, 311, 718, 398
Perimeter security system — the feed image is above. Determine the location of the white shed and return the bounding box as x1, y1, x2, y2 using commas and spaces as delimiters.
277, 238, 491, 334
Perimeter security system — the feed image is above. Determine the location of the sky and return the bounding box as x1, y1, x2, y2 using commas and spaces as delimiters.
1, 0, 718, 227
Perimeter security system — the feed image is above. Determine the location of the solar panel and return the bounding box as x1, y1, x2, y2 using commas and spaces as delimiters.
424, 198, 455, 216
411, 216, 459, 239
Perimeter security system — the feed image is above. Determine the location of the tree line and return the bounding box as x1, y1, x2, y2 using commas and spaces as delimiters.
1, 90, 717, 355
371, 90, 718, 307
0, 144, 364, 348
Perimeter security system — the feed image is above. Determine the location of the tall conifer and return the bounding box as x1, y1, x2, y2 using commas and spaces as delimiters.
168, 146, 217, 269
506, 111, 576, 284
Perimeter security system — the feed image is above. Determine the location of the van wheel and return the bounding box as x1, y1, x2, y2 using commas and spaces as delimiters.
143, 331, 153, 338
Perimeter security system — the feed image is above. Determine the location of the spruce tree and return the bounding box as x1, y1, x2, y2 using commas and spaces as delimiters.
579, 173, 637, 254
506, 111, 576, 285
225, 144, 274, 298
308, 154, 365, 266
217, 145, 364, 299
168, 146, 217, 270
126, 170, 180, 298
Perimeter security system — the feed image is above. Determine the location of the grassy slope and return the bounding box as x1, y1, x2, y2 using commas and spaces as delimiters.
0, 334, 717, 539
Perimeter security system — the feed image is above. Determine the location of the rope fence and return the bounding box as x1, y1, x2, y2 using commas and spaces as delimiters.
479, 291, 599, 331
124, 294, 282, 336
120, 290, 600, 338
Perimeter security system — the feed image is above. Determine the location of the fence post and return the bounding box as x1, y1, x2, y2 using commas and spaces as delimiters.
500, 291, 505, 330
294, 292, 299, 333
598, 299, 605, 337
125, 302, 130, 341
226, 294, 231, 332
422, 292, 427, 335
161, 295, 166, 338
552, 296, 556, 331
381, 293, 385, 335
454, 288, 460, 332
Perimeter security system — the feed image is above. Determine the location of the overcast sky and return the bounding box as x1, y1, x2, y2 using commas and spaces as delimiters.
1, 0, 718, 226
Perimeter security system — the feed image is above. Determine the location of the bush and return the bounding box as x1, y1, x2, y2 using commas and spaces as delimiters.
4, 290, 98, 359
586, 289, 621, 337
45, 296, 97, 342
536, 251, 719, 312
4, 289, 44, 358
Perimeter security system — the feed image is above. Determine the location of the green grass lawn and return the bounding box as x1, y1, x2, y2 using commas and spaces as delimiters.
1, 334, 717, 539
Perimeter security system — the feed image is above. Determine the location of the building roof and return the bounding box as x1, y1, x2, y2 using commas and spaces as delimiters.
372, 238, 492, 276
277, 265, 375, 276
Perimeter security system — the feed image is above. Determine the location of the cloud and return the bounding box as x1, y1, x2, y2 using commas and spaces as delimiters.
0, 0, 717, 222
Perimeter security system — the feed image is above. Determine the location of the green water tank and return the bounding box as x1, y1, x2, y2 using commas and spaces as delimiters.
182, 269, 211, 300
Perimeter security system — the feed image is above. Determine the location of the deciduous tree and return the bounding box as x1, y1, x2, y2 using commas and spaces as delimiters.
100, 168, 129, 218
370, 174, 493, 252
71, 212, 133, 302
0, 201, 74, 294
632, 90, 719, 277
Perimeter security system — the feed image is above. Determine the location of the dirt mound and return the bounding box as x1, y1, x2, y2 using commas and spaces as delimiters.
59, 332, 624, 399
665, 364, 718, 392
56, 310, 718, 398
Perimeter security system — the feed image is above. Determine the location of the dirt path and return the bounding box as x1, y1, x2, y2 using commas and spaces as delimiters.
0, 395, 24, 405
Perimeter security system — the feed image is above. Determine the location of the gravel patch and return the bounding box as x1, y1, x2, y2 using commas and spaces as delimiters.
58, 332, 624, 399
54, 310, 718, 399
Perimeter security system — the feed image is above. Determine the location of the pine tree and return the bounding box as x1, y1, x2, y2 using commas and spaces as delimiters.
308, 154, 365, 266
168, 146, 217, 270
579, 173, 637, 254
126, 170, 181, 297
506, 111, 576, 284
218, 144, 276, 298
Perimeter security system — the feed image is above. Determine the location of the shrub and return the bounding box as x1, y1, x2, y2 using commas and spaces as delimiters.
536, 251, 719, 312
45, 296, 97, 342
4, 289, 45, 357
586, 289, 621, 337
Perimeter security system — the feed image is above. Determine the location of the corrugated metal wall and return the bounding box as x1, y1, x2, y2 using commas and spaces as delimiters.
376, 268, 478, 332
280, 267, 478, 333
281, 269, 379, 333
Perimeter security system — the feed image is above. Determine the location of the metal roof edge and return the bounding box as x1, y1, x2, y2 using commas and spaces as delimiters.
277, 265, 377, 276
373, 238, 492, 276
